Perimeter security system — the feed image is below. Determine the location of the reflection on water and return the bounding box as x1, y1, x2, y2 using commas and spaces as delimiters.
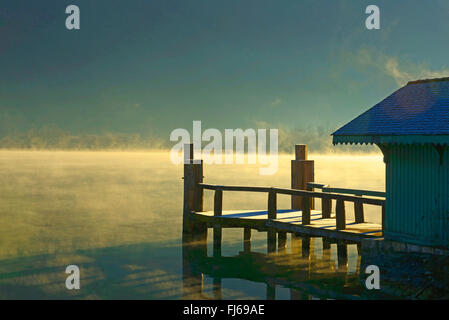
0, 151, 384, 299
182, 229, 365, 300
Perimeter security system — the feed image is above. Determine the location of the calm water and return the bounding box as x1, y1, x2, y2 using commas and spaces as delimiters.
0, 151, 385, 299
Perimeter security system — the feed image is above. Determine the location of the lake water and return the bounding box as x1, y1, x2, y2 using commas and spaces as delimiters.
0, 151, 385, 299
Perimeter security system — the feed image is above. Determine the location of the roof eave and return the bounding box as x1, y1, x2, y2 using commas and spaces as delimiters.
333, 135, 449, 146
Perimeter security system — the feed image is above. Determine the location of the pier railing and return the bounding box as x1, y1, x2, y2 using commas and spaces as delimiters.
307, 182, 385, 225
183, 143, 386, 237
198, 183, 385, 232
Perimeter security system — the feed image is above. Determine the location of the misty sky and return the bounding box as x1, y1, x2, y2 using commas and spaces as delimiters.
1, 0, 449, 141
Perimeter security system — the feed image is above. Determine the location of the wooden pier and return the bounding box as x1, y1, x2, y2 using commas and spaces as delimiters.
182, 144, 385, 255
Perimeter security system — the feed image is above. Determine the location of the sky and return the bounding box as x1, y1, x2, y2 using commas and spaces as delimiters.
1, 0, 449, 144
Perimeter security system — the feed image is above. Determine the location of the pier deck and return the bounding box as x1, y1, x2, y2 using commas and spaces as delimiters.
189, 209, 382, 242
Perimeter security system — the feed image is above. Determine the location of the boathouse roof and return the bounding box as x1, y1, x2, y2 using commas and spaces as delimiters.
332, 77, 449, 145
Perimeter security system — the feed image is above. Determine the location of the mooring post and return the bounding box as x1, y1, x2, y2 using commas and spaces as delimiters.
213, 189, 223, 257
291, 144, 315, 210
243, 228, 251, 253
267, 189, 277, 253
182, 143, 207, 254
183, 143, 204, 213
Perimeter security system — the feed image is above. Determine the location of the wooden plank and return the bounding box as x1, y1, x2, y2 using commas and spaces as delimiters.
200, 184, 271, 192
190, 209, 383, 242
322, 187, 385, 198
336, 199, 346, 230
307, 182, 328, 189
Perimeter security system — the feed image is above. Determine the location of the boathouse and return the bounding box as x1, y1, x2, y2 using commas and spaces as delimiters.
332, 77, 449, 247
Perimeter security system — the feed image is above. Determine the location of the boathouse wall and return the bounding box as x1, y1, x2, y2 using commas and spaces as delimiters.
385, 144, 449, 247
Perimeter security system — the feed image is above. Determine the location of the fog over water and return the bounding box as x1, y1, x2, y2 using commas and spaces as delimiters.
0, 151, 384, 299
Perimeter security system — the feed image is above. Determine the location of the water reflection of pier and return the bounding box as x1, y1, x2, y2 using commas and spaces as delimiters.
182, 231, 363, 300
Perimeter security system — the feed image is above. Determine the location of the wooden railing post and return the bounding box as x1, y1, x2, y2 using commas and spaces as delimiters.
302, 196, 311, 225
214, 189, 223, 216
322, 184, 332, 218
213, 189, 223, 257
291, 145, 315, 210
354, 198, 364, 223
336, 199, 346, 230
268, 189, 277, 219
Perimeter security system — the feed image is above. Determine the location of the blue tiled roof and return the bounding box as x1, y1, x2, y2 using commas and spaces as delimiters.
332, 77, 449, 139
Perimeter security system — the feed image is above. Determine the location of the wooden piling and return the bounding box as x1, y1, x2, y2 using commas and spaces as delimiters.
183, 143, 204, 213
291, 233, 301, 254
243, 228, 251, 253
335, 199, 346, 230
267, 230, 277, 254
302, 236, 310, 257
322, 237, 331, 250
213, 189, 223, 257
337, 241, 348, 269
182, 143, 207, 254
291, 145, 314, 210
266, 281, 276, 300
213, 277, 222, 299
278, 232, 287, 252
